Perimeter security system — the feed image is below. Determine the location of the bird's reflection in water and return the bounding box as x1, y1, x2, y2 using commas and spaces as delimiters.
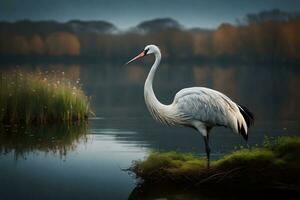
0, 123, 88, 159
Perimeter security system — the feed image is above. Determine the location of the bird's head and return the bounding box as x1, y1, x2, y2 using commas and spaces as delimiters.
126, 44, 160, 65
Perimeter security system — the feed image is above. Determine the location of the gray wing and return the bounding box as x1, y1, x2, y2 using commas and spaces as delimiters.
173, 87, 239, 127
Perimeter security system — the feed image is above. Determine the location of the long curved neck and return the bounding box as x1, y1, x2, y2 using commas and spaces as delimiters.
144, 51, 164, 108
144, 51, 175, 125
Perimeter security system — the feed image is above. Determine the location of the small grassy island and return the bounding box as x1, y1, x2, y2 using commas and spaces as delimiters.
131, 136, 300, 193
0, 70, 91, 124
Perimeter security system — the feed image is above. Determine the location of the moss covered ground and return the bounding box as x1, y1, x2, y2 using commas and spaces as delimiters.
131, 136, 300, 192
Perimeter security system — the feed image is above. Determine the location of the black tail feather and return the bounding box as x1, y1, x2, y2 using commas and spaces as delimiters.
240, 124, 248, 141
237, 104, 254, 141
238, 104, 254, 127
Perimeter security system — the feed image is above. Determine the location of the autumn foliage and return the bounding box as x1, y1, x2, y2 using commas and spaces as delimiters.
0, 10, 299, 63
0, 32, 80, 56
45, 32, 80, 56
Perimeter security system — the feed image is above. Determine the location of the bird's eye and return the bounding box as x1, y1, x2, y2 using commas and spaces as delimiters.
144, 48, 149, 55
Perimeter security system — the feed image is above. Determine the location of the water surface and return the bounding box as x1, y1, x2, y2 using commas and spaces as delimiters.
0, 62, 299, 199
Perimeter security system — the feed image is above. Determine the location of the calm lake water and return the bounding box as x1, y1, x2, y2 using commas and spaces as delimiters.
0, 61, 299, 199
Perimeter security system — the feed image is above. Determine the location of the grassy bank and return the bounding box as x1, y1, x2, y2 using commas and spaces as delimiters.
0, 70, 91, 124
131, 136, 300, 191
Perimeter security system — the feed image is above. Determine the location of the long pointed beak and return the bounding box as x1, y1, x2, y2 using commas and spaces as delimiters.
125, 51, 145, 65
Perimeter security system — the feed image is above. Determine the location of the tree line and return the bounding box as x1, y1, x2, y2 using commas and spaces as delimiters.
0, 9, 299, 63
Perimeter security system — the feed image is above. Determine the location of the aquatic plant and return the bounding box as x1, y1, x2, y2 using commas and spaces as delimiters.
131, 136, 300, 191
0, 70, 91, 124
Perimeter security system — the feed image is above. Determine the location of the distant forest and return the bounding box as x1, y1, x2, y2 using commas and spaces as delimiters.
0, 9, 299, 63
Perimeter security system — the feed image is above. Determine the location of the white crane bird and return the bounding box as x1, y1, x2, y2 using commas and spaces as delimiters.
126, 45, 254, 167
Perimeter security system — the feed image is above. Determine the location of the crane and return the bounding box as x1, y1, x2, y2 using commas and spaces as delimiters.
126, 45, 254, 167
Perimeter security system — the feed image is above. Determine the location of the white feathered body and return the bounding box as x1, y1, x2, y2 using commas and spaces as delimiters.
145, 86, 248, 137
142, 44, 253, 140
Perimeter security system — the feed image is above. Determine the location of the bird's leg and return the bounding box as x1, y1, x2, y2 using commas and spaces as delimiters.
203, 135, 211, 168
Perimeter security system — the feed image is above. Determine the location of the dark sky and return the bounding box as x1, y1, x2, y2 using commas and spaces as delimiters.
0, 0, 299, 29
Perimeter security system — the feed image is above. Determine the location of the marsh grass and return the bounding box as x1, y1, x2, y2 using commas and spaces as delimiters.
0, 70, 91, 124
131, 136, 300, 191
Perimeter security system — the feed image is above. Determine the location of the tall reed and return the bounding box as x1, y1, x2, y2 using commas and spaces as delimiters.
0, 70, 91, 124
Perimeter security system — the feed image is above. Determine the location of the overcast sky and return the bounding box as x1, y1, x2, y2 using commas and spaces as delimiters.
0, 0, 299, 29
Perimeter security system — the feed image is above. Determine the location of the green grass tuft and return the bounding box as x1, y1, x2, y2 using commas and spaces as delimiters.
0, 70, 91, 124
267, 136, 300, 161
131, 136, 300, 191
